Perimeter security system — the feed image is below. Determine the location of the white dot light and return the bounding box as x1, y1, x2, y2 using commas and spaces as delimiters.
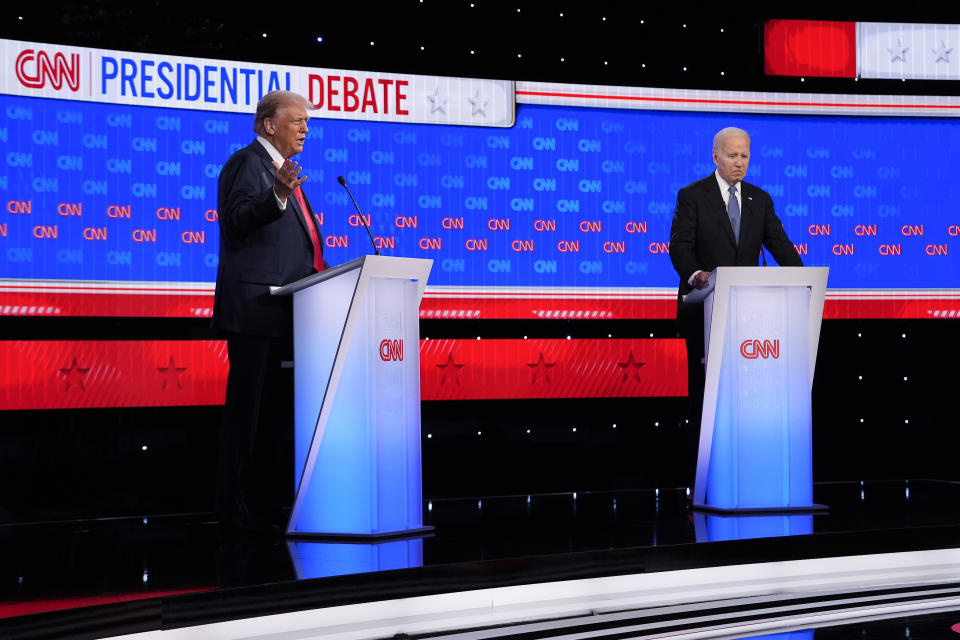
316, 36, 323, 43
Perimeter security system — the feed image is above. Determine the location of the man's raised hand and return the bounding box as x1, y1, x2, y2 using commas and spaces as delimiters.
273, 159, 307, 202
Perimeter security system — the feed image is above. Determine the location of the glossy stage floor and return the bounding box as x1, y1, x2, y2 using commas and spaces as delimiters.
4, 480, 960, 639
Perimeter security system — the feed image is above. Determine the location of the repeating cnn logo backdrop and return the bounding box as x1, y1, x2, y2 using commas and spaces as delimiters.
3, 96, 960, 294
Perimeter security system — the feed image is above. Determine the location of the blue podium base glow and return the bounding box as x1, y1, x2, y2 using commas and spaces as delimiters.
693, 512, 814, 543
287, 538, 424, 580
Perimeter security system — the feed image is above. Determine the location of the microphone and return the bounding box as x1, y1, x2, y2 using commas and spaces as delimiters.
337, 175, 380, 256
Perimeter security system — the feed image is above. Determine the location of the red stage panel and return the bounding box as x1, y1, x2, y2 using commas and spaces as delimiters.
1, 338, 687, 409
764, 19, 857, 78
420, 338, 687, 401
0, 340, 228, 410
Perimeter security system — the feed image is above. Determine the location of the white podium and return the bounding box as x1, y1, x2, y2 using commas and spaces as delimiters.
691, 266, 829, 513
273, 255, 433, 538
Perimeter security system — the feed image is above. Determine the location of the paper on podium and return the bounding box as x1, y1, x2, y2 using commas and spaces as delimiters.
682, 270, 716, 304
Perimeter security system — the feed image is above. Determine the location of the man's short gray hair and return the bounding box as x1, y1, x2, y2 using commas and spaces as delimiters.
713, 127, 750, 152
254, 91, 311, 136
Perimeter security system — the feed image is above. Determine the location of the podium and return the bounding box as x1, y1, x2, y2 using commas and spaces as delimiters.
273, 255, 433, 538
691, 266, 829, 513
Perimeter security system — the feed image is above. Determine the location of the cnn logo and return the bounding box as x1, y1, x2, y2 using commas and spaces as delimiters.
16, 49, 80, 91
740, 339, 780, 359
379, 339, 403, 362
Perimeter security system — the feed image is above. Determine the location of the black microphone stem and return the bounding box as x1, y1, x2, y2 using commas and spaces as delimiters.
337, 176, 380, 256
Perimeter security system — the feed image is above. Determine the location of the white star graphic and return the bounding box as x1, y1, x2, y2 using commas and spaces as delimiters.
468, 90, 488, 116
427, 86, 448, 114
933, 40, 953, 63
888, 38, 908, 63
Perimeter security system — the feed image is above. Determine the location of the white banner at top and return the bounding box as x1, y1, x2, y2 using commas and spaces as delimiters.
859, 22, 960, 80
0, 38, 515, 127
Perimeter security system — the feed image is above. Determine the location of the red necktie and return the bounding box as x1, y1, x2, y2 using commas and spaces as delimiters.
292, 186, 324, 272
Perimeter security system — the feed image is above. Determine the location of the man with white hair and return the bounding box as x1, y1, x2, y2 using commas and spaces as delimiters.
669, 126, 802, 425
213, 90, 329, 534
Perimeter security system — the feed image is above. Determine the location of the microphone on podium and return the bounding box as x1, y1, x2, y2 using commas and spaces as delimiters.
337, 175, 380, 256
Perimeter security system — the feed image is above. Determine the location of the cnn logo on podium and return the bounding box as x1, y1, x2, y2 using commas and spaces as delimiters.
379, 339, 404, 362
740, 339, 780, 360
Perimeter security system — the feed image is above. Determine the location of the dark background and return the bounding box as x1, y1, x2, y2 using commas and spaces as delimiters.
1, 3, 958, 523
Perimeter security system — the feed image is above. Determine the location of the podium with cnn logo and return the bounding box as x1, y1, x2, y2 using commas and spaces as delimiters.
690, 266, 829, 513
273, 255, 433, 538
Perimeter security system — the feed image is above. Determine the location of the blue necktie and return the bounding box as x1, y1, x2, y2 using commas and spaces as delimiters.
728, 185, 740, 246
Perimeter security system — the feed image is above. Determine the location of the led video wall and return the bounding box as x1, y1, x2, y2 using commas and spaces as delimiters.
3, 38, 960, 321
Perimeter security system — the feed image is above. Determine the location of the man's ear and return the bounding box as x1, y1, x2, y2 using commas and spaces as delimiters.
263, 118, 275, 136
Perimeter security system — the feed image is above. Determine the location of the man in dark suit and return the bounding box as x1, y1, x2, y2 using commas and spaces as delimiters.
212, 90, 328, 533
669, 127, 802, 423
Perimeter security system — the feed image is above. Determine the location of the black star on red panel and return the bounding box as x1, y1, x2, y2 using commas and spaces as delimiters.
157, 356, 187, 390
59, 357, 91, 391
616, 351, 646, 382
436, 352, 465, 384
527, 351, 556, 383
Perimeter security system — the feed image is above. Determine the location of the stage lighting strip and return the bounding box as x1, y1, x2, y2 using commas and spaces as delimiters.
101, 548, 960, 639
4, 278, 960, 319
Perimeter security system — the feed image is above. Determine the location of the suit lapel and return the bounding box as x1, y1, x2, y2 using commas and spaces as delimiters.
704, 177, 737, 248
738, 184, 757, 257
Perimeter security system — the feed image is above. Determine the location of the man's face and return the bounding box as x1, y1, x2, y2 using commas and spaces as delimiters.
264, 102, 309, 159
713, 135, 750, 186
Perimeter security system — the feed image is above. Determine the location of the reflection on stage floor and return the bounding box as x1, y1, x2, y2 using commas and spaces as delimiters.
2, 479, 960, 638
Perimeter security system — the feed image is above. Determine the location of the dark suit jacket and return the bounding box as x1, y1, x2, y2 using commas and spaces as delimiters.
669, 174, 802, 301
212, 140, 323, 337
